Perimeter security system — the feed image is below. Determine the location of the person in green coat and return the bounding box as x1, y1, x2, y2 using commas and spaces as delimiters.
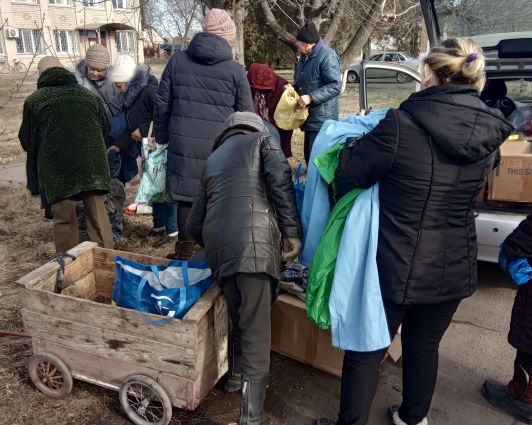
18, 56, 113, 253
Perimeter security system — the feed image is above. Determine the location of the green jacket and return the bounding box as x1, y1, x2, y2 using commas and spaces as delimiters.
19, 67, 110, 204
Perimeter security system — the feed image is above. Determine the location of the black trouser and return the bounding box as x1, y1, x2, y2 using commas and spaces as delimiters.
517, 350, 532, 368
221, 273, 273, 378
177, 201, 193, 241
304, 131, 319, 165
338, 299, 461, 425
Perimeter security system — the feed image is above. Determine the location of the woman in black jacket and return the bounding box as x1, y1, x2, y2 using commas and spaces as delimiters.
315, 38, 513, 425
110, 55, 177, 247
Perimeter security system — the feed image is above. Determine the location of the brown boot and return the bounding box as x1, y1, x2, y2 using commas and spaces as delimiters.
166, 240, 199, 260
483, 361, 532, 424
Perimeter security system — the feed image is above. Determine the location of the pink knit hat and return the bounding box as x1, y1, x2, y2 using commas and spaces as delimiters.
203, 8, 236, 43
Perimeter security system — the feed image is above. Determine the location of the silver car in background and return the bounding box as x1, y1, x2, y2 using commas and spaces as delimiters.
347, 52, 419, 83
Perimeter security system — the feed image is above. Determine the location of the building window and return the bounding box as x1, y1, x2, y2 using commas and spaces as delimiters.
0, 32, 5, 56
16, 29, 44, 54
54, 30, 77, 53
116, 31, 135, 53
112, 0, 131, 9
49, 0, 72, 5
82, 0, 103, 8
11, 0, 39, 4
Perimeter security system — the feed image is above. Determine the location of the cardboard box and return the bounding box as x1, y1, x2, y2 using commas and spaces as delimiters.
271, 293, 401, 377
488, 141, 532, 203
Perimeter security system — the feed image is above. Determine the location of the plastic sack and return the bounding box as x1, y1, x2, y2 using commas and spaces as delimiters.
508, 106, 532, 137
294, 163, 305, 213
273, 87, 309, 130
135, 145, 170, 204
112, 256, 213, 321
499, 247, 532, 285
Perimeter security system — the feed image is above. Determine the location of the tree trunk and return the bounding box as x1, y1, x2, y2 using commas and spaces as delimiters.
363, 36, 371, 59
233, 0, 246, 64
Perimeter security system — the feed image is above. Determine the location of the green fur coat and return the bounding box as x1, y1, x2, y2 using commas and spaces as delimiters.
19, 67, 110, 204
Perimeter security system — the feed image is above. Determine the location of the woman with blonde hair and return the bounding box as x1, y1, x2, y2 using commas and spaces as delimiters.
315, 37, 513, 425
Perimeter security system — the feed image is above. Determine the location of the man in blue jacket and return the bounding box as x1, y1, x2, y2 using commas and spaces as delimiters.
294, 22, 342, 164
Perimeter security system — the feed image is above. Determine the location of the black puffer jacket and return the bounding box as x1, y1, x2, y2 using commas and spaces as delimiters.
114, 65, 158, 152
186, 125, 301, 282
336, 85, 513, 305
154, 32, 253, 203
503, 213, 532, 355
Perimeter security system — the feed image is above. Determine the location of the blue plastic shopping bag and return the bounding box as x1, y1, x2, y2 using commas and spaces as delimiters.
112, 256, 213, 322
499, 247, 532, 285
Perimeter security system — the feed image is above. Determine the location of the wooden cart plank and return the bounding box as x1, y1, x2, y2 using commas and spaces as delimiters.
23, 289, 197, 348
32, 339, 193, 408
16, 242, 96, 291
93, 247, 173, 269
61, 272, 96, 299
213, 294, 229, 381
183, 284, 222, 323
22, 310, 197, 379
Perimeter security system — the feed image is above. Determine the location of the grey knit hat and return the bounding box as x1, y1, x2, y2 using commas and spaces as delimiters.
37, 56, 63, 74
213, 112, 267, 149
86, 44, 110, 70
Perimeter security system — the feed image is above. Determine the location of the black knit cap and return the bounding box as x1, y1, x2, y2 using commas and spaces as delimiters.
296, 21, 320, 44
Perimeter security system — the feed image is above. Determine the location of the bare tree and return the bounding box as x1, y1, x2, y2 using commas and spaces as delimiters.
144, 0, 203, 48
252, 0, 422, 67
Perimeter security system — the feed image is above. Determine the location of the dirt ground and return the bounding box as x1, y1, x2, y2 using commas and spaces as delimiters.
0, 67, 487, 425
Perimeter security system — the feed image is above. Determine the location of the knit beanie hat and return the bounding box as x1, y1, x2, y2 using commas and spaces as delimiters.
110, 54, 137, 83
203, 8, 236, 43
296, 21, 321, 44
37, 56, 63, 74
86, 44, 110, 70
247, 63, 276, 91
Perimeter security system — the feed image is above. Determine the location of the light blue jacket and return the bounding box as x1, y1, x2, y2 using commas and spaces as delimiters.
300, 109, 389, 267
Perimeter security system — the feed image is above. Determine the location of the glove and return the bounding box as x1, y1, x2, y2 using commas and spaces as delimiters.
281, 238, 301, 262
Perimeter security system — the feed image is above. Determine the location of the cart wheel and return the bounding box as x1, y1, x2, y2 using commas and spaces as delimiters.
28, 352, 73, 399
119, 375, 172, 425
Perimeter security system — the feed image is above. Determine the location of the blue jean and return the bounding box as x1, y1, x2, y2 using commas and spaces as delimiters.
152, 203, 177, 234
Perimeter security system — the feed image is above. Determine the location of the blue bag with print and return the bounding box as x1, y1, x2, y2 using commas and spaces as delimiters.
112, 256, 213, 322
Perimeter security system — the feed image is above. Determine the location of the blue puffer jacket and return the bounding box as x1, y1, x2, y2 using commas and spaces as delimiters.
295, 40, 342, 131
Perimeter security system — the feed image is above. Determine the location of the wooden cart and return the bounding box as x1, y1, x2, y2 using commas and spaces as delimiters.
16, 242, 228, 425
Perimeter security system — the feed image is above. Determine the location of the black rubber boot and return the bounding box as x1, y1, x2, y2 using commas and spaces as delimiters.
483, 362, 532, 424
223, 349, 242, 393
240, 375, 268, 425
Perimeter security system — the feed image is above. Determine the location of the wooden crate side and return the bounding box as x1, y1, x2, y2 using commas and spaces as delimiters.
61, 272, 96, 299
93, 268, 116, 298
183, 284, 222, 323
190, 351, 224, 410
32, 339, 193, 409
22, 309, 197, 379
16, 242, 96, 291
93, 247, 173, 269
213, 294, 229, 381
23, 289, 197, 348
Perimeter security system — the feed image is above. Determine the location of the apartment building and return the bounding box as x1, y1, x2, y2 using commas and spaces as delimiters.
0, 0, 144, 69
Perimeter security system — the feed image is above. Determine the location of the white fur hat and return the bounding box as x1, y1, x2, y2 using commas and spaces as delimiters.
110, 54, 137, 83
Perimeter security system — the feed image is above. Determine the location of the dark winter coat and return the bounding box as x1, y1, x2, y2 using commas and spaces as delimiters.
336, 84, 513, 305
186, 127, 301, 282
74, 59, 122, 117
503, 213, 532, 355
295, 39, 342, 132
154, 32, 254, 203
113, 65, 158, 152
19, 67, 110, 205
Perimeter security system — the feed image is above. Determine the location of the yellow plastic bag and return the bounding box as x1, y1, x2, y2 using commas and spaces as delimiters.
273, 87, 309, 130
